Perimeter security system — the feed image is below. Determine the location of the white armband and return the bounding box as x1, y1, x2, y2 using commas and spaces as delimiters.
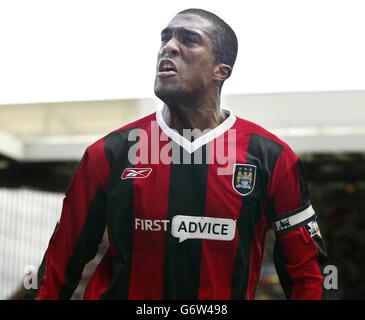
272, 204, 315, 233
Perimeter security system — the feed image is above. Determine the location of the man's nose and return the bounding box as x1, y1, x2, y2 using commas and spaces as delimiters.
162, 37, 180, 56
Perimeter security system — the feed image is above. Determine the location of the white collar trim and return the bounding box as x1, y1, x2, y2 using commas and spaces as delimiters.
156, 108, 236, 154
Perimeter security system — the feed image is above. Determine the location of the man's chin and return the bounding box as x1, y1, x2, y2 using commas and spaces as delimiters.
154, 86, 185, 104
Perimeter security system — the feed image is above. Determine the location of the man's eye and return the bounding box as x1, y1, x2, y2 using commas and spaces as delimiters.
161, 36, 170, 44
183, 36, 197, 45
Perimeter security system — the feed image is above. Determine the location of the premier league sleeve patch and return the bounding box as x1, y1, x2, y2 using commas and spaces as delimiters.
232, 164, 257, 196
305, 219, 322, 238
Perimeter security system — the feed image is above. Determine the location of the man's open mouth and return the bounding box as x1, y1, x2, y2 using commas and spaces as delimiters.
158, 59, 177, 77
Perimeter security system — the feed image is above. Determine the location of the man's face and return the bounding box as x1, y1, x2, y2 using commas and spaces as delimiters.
154, 13, 217, 102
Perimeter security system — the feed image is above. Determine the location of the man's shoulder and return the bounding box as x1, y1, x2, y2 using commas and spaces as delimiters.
108, 112, 157, 135
234, 115, 283, 144
85, 112, 156, 157
234, 115, 297, 160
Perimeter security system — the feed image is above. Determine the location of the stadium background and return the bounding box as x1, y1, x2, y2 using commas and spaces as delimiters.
1, 0, 364, 299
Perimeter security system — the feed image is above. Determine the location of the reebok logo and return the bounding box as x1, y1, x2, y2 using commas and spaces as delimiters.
121, 168, 152, 179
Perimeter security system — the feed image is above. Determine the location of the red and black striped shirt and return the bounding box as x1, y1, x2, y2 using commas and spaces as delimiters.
26, 110, 328, 300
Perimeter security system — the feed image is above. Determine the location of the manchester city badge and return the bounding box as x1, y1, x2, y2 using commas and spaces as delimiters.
232, 164, 257, 196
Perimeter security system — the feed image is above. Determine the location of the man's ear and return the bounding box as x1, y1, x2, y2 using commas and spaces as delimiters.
213, 63, 232, 81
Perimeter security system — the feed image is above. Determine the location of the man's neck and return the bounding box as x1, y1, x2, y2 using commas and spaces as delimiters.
161, 100, 228, 136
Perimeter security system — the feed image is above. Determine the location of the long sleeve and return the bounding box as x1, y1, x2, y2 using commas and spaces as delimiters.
25, 146, 108, 300
268, 147, 328, 300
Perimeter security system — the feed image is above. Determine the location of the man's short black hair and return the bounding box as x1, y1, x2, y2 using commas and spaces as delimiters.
178, 8, 238, 68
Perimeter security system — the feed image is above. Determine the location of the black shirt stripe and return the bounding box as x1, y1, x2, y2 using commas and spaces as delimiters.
101, 129, 136, 299
163, 144, 209, 299
231, 133, 283, 299
60, 187, 106, 299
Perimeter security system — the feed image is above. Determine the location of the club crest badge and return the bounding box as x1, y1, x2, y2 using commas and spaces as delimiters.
232, 164, 257, 196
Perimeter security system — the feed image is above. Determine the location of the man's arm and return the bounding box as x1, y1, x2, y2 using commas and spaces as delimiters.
272, 205, 328, 299
25, 147, 107, 299
268, 150, 328, 300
